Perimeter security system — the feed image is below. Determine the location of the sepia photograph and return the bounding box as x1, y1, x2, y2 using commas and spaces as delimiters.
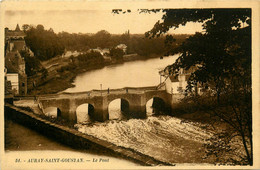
1, 0, 259, 169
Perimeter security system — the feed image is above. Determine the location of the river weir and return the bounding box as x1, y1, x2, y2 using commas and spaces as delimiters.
75, 116, 213, 164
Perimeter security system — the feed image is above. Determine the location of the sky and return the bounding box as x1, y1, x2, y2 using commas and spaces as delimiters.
4, 9, 203, 35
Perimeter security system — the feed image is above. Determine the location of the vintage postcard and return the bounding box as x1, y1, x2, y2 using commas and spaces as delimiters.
0, 0, 259, 169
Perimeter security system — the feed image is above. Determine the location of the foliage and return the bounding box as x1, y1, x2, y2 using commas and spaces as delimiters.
57, 32, 91, 51
130, 36, 166, 57
22, 24, 187, 62
109, 47, 124, 60
19, 50, 42, 76
144, 9, 251, 94
58, 30, 187, 58
180, 90, 252, 164
131, 8, 252, 165
77, 51, 104, 66
209, 81, 252, 164
24, 24, 65, 61
93, 30, 112, 48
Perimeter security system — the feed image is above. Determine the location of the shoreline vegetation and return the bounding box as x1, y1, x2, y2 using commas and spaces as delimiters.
28, 54, 163, 95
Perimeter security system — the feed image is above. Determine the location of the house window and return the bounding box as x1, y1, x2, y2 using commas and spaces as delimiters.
22, 82, 25, 87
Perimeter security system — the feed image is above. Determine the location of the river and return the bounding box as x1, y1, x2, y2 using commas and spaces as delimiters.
65, 55, 178, 92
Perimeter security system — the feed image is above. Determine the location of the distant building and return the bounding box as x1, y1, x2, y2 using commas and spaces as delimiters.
5, 24, 28, 95
101, 48, 110, 56
116, 44, 127, 53
88, 47, 110, 56
61, 50, 83, 58
87, 48, 111, 61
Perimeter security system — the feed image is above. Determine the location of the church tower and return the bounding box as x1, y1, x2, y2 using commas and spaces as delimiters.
15, 24, 21, 31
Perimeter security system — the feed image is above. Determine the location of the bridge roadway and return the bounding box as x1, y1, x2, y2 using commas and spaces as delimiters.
37, 86, 179, 123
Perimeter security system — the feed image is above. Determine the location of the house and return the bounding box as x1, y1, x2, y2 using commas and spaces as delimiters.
161, 65, 201, 94
4, 68, 13, 103
164, 75, 179, 94
87, 48, 111, 61
88, 47, 110, 56
5, 24, 28, 95
5, 73, 19, 94
100, 48, 110, 56
116, 44, 127, 53
61, 50, 83, 58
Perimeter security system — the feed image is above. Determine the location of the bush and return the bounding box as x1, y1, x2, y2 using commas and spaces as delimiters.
171, 92, 215, 115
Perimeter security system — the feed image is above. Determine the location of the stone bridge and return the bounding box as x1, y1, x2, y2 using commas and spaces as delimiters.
38, 86, 183, 123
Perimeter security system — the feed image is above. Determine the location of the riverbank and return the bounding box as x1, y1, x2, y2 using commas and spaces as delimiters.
4, 103, 172, 166
4, 119, 139, 169
29, 54, 164, 95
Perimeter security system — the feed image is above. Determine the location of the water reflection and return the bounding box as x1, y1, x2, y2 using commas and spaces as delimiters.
108, 99, 123, 120
44, 107, 60, 118
146, 99, 154, 117
76, 104, 91, 124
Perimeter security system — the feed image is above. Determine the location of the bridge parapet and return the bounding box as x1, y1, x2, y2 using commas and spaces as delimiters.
38, 86, 162, 100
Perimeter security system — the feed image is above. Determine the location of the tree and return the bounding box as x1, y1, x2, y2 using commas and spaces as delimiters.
19, 50, 41, 76
93, 30, 112, 48
109, 47, 124, 60
143, 8, 252, 165
24, 24, 65, 61
113, 8, 252, 164
22, 24, 31, 32
77, 51, 104, 66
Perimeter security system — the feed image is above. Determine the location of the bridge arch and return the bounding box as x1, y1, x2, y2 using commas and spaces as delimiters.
76, 103, 94, 123
146, 96, 166, 116
38, 88, 173, 123
108, 98, 130, 120
44, 107, 61, 118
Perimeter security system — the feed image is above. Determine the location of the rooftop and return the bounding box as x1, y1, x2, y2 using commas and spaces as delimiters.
169, 75, 178, 82
5, 24, 26, 38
